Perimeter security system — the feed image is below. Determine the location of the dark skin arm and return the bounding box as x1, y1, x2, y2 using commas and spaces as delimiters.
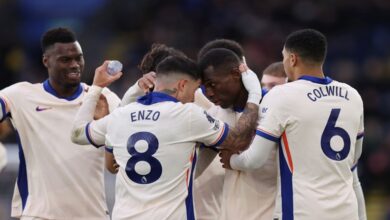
218, 102, 259, 153
105, 151, 119, 174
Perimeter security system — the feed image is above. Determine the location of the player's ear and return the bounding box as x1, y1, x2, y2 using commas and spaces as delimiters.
42, 55, 49, 68
290, 52, 298, 67
231, 66, 241, 80
177, 79, 188, 92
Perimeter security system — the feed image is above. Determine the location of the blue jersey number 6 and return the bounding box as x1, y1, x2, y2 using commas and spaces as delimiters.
321, 109, 351, 161
126, 132, 162, 184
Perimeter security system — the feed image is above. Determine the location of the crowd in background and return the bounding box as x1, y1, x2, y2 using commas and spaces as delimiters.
1, 0, 390, 219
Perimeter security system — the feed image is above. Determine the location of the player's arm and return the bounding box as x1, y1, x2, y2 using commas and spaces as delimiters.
0, 95, 10, 122
71, 61, 123, 146
195, 146, 218, 178
120, 72, 156, 106
105, 147, 119, 174
221, 134, 277, 170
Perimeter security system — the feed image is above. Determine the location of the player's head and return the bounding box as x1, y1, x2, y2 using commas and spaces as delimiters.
197, 39, 244, 62
41, 27, 84, 88
155, 55, 200, 103
198, 48, 243, 109
282, 29, 327, 80
261, 61, 288, 91
139, 43, 187, 74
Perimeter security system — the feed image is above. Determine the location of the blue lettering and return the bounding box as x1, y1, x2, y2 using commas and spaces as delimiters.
152, 111, 160, 121
138, 110, 145, 120
146, 110, 153, 120
313, 89, 322, 98
130, 112, 136, 122
326, 86, 335, 96
307, 93, 317, 101
308, 86, 350, 102
131, 110, 160, 122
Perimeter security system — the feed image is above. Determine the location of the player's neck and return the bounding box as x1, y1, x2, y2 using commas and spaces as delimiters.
48, 79, 80, 98
294, 66, 324, 81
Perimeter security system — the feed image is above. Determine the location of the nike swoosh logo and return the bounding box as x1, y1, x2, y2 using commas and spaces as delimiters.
36, 106, 52, 112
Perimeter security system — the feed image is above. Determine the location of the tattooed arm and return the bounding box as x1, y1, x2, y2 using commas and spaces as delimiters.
218, 103, 259, 152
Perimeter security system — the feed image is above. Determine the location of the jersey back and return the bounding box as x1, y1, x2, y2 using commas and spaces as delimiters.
105, 92, 228, 220
257, 77, 364, 220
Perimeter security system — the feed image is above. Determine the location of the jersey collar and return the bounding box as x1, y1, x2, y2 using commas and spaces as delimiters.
43, 79, 83, 101
298, 75, 333, 85
137, 92, 179, 105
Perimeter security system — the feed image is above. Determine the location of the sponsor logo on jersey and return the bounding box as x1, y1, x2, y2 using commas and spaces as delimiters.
203, 111, 216, 123
35, 106, 52, 112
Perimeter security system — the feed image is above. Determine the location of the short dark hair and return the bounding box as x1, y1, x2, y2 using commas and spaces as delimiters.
41, 27, 77, 53
198, 39, 244, 62
262, 61, 286, 78
156, 55, 199, 80
139, 43, 187, 74
198, 48, 241, 77
284, 29, 327, 64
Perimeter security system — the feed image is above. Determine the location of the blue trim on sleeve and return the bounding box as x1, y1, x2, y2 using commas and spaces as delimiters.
105, 147, 113, 153
261, 88, 268, 98
185, 150, 197, 220
207, 123, 230, 148
15, 132, 29, 210
357, 133, 364, 140
0, 98, 7, 122
43, 79, 83, 101
298, 75, 333, 85
85, 123, 103, 148
256, 130, 280, 143
137, 92, 179, 105
351, 163, 358, 171
200, 85, 206, 95
279, 141, 294, 220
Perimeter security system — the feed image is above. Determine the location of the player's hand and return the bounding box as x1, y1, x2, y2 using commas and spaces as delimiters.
239, 63, 262, 104
94, 94, 109, 120
138, 71, 156, 93
219, 149, 236, 170
113, 159, 119, 173
93, 61, 123, 88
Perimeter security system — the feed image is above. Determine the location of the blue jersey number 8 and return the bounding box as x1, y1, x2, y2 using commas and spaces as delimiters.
321, 109, 351, 161
126, 132, 162, 184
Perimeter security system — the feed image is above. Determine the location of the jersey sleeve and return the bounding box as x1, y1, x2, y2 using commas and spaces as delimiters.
187, 104, 229, 148
102, 87, 121, 112
0, 83, 23, 121
357, 112, 364, 140
256, 87, 290, 142
120, 81, 145, 106
71, 85, 109, 147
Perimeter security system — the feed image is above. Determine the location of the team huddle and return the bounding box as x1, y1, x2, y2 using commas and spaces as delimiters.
0, 27, 366, 220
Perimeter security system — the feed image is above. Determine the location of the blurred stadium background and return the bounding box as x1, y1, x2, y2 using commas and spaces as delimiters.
1, 0, 390, 219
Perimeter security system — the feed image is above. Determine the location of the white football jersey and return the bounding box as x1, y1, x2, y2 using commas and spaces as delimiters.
0, 80, 120, 219
100, 92, 229, 220
215, 107, 277, 220
257, 76, 364, 220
